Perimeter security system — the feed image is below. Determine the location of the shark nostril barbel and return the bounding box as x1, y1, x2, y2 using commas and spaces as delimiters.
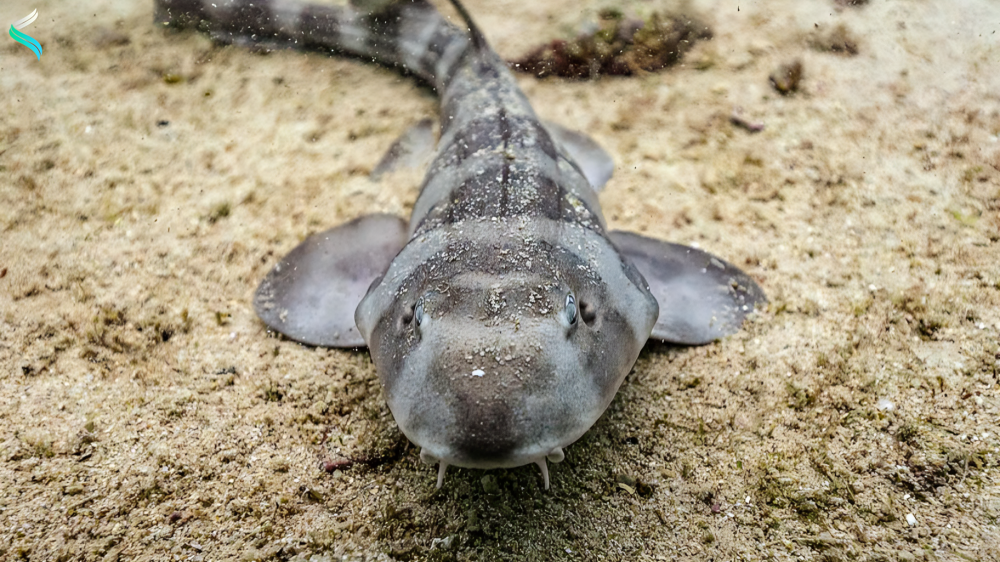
436, 462, 449, 489
536, 459, 550, 490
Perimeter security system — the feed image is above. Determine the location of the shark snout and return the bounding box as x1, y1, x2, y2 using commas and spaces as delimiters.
411, 379, 572, 489
386, 331, 602, 477
374, 283, 646, 488
399, 368, 573, 469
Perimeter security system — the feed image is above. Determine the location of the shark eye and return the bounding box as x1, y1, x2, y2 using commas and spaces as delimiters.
414, 299, 425, 327
563, 294, 577, 325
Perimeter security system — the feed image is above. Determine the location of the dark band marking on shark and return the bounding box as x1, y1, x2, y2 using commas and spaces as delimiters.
155, 0, 767, 490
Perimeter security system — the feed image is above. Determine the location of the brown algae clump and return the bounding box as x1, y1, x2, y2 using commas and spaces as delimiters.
510, 9, 712, 79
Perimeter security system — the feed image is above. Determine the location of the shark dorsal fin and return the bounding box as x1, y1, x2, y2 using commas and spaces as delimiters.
445, 0, 488, 51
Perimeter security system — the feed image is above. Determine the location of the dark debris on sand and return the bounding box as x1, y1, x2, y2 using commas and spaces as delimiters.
770, 59, 804, 95
509, 9, 712, 79
808, 23, 860, 56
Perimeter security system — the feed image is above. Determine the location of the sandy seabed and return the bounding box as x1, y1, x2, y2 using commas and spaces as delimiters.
1, 0, 999, 560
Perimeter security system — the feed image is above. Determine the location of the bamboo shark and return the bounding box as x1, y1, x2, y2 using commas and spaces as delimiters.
155, 0, 766, 489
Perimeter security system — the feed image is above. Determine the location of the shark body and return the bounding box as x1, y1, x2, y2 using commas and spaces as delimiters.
155, 0, 766, 488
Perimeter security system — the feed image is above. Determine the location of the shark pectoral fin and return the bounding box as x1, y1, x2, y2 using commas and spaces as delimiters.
542, 120, 614, 191
253, 214, 408, 348
609, 231, 767, 345
369, 118, 437, 181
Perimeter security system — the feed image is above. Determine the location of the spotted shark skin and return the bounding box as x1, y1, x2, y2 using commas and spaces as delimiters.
154, 0, 766, 489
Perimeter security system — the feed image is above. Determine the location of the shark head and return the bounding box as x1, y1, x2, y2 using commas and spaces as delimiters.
355, 220, 659, 477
